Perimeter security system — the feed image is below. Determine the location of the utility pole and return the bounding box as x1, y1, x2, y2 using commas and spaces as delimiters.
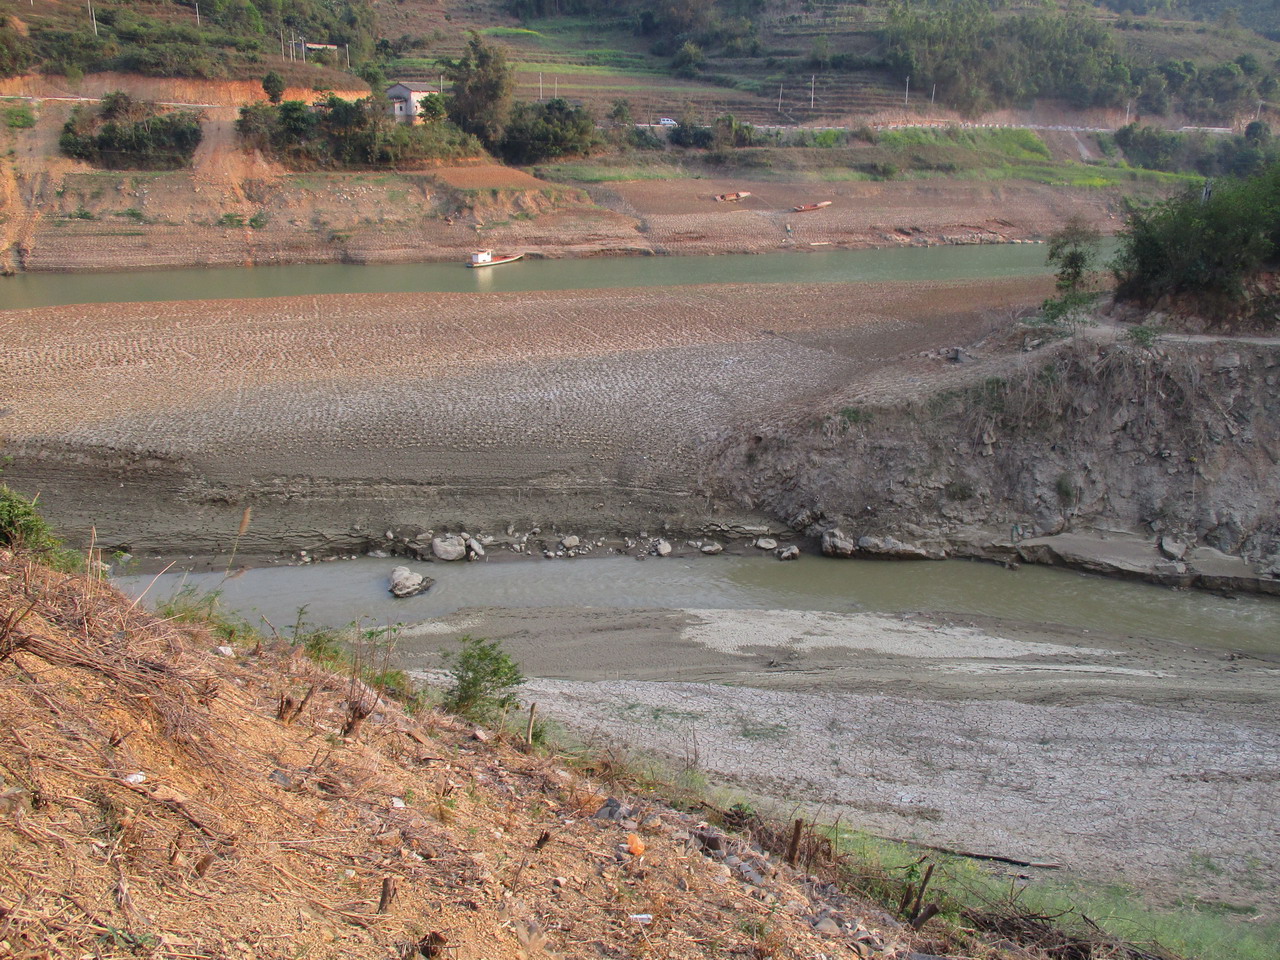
195, 1, 200, 26
280, 27, 286, 63
345, 43, 350, 69
554, 76, 558, 98
931, 83, 936, 107
778, 82, 783, 113
87, 0, 98, 36
810, 74, 815, 110
904, 75, 910, 107
1124, 100, 1130, 124
539, 73, 543, 99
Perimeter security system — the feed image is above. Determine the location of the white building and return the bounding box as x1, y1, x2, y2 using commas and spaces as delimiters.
386, 82, 440, 123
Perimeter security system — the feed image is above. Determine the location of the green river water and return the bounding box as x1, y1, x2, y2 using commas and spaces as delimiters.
0, 243, 1052, 310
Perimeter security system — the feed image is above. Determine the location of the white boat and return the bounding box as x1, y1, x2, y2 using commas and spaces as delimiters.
468, 249, 524, 268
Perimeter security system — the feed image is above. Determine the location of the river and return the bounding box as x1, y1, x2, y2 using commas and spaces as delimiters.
116, 553, 1280, 657
0, 243, 1055, 310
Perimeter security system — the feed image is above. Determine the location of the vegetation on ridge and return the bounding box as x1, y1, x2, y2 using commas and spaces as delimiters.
59, 92, 203, 169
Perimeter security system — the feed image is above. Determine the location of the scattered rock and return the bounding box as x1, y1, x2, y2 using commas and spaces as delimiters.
813, 916, 842, 935
432, 536, 467, 562
701, 541, 724, 555
856, 535, 944, 560
626, 834, 646, 856
560, 535, 580, 550
1159, 535, 1188, 561
388, 566, 433, 598
776, 545, 800, 561
213, 645, 235, 658
0, 786, 30, 814
755, 537, 778, 550
466, 538, 485, 560
654, 539, 673, 557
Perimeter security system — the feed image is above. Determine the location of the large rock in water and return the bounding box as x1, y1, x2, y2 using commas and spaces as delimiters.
432, 536, 467, 561
821, 528, 856, 558
389, 566, 434, 598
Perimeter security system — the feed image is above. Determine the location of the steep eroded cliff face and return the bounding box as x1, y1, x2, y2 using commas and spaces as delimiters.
705, 333, 1280, 571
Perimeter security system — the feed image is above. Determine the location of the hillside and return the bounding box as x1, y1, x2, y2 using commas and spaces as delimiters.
0, 546, 919, 959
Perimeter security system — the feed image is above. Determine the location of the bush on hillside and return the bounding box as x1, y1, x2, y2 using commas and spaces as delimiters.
499, 98, 596, 164
441, 635, 525, 721
236, 94, 481, 168
59, 93, 202, 169
1113, 163, 1280, 308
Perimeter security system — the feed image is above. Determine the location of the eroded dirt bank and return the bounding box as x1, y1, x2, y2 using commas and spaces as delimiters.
703, 327, 1280, 592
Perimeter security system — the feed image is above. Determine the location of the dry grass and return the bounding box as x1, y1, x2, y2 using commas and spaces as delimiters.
0, 548, 916, 959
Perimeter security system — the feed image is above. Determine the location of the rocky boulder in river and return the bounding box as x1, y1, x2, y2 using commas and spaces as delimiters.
389, 566, 434, 598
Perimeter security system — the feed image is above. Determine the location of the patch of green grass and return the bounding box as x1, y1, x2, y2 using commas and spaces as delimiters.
3, 103, 36, 129
539, 163, 683, 182
481, 26, 547, 39
831, 827, 1278, 960
738, 719, 788, 741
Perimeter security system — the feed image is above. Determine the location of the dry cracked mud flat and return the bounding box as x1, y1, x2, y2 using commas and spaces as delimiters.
0, 276, 1047, 554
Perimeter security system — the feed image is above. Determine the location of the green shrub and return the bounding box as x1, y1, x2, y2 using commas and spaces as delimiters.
218, 212, 245, 227
441, 635, 525, 720
0, 485, 61, 553
59, 94, 202, 170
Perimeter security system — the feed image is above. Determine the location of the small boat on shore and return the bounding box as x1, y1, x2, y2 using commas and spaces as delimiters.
468, 249, 524, 268
793, 200, 833, 212
714, 191, 751, 202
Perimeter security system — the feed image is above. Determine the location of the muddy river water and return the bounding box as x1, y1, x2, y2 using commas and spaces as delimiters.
117, 553, 1280, 657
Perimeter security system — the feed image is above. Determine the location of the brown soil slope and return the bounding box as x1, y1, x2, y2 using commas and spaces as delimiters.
0, 548, 909, 959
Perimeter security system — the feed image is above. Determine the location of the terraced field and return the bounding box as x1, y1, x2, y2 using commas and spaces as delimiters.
372, 0, 907, 125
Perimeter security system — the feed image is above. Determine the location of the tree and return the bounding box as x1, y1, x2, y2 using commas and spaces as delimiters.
672, 40, 705, 78
608, 98, 633, 127
499, 98, 596, 164
441, 636, 525, 720
1046, 216, 1102, 294
262, 70, 286, 104
442, 33, 514, 148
